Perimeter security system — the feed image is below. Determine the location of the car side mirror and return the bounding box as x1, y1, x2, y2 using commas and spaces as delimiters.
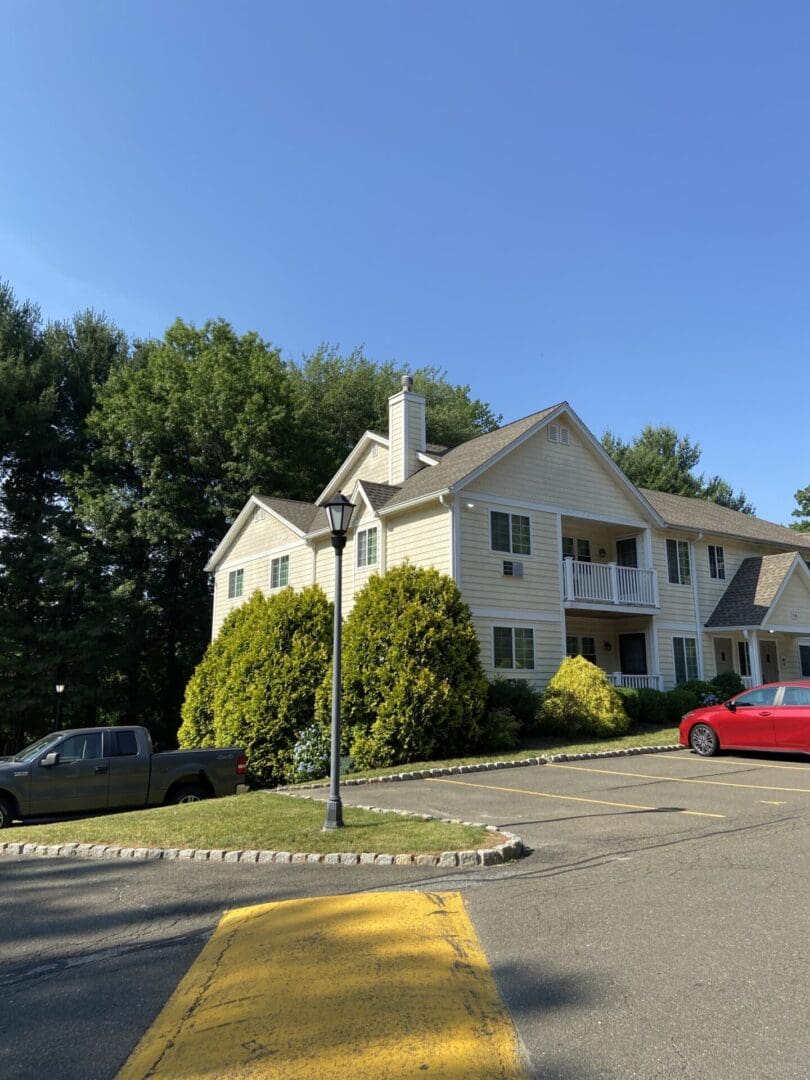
40, 751, 60, 767
724, 700, 736, 712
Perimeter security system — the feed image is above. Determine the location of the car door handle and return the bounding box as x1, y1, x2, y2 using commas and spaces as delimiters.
757, 711, 772, 717
94, 765, 109, 774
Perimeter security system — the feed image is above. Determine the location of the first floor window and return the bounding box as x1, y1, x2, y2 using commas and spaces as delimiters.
270, 555, 289, 589
566, 635, 597, 665
494, 626, 535, 670
228, 568, 244, 599
738, 641, 751, 678
357, 526, 378, 568
673, 636, 698, 683
799, 643, 810, 678
491, 511, 531, 555
708, 545, 725, 579
667, 539, 691, 585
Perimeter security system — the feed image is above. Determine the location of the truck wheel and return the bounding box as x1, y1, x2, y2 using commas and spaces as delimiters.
0, 798, 15, 829
169, 784, 209, 805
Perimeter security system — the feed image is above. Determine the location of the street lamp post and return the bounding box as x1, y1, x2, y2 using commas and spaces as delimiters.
323, 491, 355, 830
55, 684, 65, 731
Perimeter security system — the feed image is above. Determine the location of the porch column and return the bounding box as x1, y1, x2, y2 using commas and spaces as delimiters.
745, 630, 762, 684
563, 557, 574, 601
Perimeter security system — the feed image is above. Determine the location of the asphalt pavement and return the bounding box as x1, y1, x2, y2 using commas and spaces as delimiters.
3, 749, 810, 1079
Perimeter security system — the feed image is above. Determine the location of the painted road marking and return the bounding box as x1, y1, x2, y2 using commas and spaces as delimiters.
116, 891, 526, 1080
429, 777, 725, 818
760, 800, 788, 805
656, 756, 810, 773
547, 761, 810, 795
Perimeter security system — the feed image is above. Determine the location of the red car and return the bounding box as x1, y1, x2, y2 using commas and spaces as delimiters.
679, 681, 810, 757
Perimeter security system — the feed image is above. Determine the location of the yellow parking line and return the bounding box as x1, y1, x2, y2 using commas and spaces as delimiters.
116, 892, 527, 1080
657, 755, 810, 773
547, 761, 810, 795
428, 777, 725, 818
760, 800, 787, 805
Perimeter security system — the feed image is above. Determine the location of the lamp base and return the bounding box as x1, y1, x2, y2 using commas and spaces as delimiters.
323, 796, 344, 830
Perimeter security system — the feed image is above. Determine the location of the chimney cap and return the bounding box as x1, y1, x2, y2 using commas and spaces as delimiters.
401, 374, 414, 392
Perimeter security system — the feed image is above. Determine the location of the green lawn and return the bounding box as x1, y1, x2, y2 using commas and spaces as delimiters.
2, 791, 494, 854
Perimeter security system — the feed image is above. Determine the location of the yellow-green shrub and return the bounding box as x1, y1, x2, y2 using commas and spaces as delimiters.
540, 656, 629, 737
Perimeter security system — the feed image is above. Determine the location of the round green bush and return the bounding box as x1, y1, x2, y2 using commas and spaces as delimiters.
540, 656, 629, 737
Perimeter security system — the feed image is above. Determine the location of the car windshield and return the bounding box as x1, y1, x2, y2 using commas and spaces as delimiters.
13, 733, 63, 763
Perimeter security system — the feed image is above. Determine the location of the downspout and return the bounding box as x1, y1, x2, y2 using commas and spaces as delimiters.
691, 532, 705, 679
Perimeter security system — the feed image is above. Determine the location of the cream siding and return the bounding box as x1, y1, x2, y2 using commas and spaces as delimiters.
693, 538, 775, 619
389, 398, 405, 484
340, 442, 390, 493
475, 417, 643, 521
653, 532, 697, 624
476, 618, 562, 688
385, 503, 451, 576
768, 572, 810, 629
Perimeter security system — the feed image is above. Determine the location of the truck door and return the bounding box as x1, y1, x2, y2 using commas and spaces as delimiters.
105, 729, 150, 807
28, 732, 109, 816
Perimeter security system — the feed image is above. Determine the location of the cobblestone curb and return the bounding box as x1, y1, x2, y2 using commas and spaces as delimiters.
0, 803, 525, 869
280, 743, 684, 789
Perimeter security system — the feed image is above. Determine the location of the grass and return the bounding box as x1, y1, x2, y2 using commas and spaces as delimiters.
296, 724, 681, 784
2, 791, 495, 854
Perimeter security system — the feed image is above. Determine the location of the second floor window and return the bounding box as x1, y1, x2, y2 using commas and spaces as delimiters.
562, 536, 591, 562
666, 539, 691, 585
227, 568, 244, 599
708, 545, 725, 579
357, 526, 378, 568
491, 511, 531, 555
270, 555, 289, 589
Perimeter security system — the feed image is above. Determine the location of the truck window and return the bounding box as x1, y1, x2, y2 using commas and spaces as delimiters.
59, 733, 103, 762
108, 730, 139, 757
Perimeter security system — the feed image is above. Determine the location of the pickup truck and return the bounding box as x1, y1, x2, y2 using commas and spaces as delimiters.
0, 726, 247, 828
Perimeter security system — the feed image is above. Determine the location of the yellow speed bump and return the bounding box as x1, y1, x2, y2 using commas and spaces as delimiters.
117, 891, 526, 1080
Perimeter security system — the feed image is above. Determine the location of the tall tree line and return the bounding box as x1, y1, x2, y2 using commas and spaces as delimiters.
0, 285, 499, 750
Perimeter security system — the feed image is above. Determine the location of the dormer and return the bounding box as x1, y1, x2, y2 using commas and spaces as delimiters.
388, 375, 426, 485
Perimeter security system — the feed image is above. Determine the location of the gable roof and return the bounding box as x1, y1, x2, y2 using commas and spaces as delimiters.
356, 481, 402, 513
705, 552, 806, 628
204, 494, 320, 572
641, 489, 810, 551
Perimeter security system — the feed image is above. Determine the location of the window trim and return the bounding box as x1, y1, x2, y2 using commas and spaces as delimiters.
562, 535, 592, 563
270, 554, 290, 590
490, 510, 532, 557
738, 640, 751, 678
708, 544, 725, 580
227, 568, 244, 599
798, 640, 810, 678
356, 525, 379, 569
673, 636, 699, 683
493, 625, 535, 671
566, 635, 597, 665
666, 539, 691, 585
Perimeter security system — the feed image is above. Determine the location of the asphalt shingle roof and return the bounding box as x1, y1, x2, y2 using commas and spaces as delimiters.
641, 489, 810, 552
705, 552, 799, 627
357, 481, 403, 512
254, 496, 322, 534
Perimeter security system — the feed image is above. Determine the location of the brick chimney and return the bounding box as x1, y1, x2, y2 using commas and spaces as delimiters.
388, 375, 426, 485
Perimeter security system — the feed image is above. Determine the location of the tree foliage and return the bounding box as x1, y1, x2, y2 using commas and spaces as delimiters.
602, 425, 754, 514
790, 485, 810, 532
540, 656, 629, 737
178, 587, 333, 786
325, 565, 488, 768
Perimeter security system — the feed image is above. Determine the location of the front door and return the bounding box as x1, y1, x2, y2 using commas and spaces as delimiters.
713, 638, 734, 675
619, 633, 648, 675
759, 641, 780, 683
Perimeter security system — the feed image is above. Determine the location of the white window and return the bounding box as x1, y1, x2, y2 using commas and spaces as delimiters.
270, 555, 289, 589
227, 568, 244, 599
491, 511, 531, 556
566, 635, 597, 665
493, 627, 535, 670
357, 526, 378, 568
562, 536, 591, 562
708, 545, 725, 580
667, 539, 691, 585
673, 637, 698, 683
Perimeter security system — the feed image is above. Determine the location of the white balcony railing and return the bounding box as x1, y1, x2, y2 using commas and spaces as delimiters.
609, 672, 663, 691
562, 559, 658, 608
741, 676, 755, 689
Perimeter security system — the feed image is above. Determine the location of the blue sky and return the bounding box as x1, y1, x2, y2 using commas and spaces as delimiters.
2, 2, 808, 524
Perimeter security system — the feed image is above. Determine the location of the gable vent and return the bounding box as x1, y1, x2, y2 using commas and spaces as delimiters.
503, 560, 523, 577
548, 424, 569, 445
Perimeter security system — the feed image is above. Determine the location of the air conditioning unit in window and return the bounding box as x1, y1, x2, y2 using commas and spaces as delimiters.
503, 560, 523, 577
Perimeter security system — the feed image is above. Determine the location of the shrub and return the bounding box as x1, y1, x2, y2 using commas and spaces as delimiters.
615, 687, 641, 724
710, 671, 745, 700
325, 565, 488, 769
179, 586, 333, 786
635, 688, 669, 726
539, 656, 630, 737
664, 687, 700, 722
477, 707, 522, 752
486, 679, 542, 735
287, 723, 331, 784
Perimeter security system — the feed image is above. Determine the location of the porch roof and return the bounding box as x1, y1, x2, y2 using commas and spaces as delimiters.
705, 552, 801, 628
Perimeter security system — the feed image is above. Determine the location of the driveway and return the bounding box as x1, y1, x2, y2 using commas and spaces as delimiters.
2, 749, 809, 1079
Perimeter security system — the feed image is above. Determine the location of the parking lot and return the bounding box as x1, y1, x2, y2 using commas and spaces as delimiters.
3, 747, 810, 1079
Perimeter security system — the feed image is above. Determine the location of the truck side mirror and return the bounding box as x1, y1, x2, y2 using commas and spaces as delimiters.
40, 751, 60, 767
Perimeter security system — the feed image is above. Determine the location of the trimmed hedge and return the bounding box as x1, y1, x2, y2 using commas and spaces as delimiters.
539, 656, 630, 737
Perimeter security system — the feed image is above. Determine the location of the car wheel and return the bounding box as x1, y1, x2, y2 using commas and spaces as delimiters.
690, 723, 719, 757
0, 797, 15, 829
169, 784, 209, 805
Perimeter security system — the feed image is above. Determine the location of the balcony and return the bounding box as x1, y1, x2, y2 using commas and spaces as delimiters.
562, 558, 659, 610
608, 672, 663, 691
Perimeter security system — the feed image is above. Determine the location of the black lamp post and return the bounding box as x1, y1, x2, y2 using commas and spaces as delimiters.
55, 684, 65, 732
323, 491, 355, 830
